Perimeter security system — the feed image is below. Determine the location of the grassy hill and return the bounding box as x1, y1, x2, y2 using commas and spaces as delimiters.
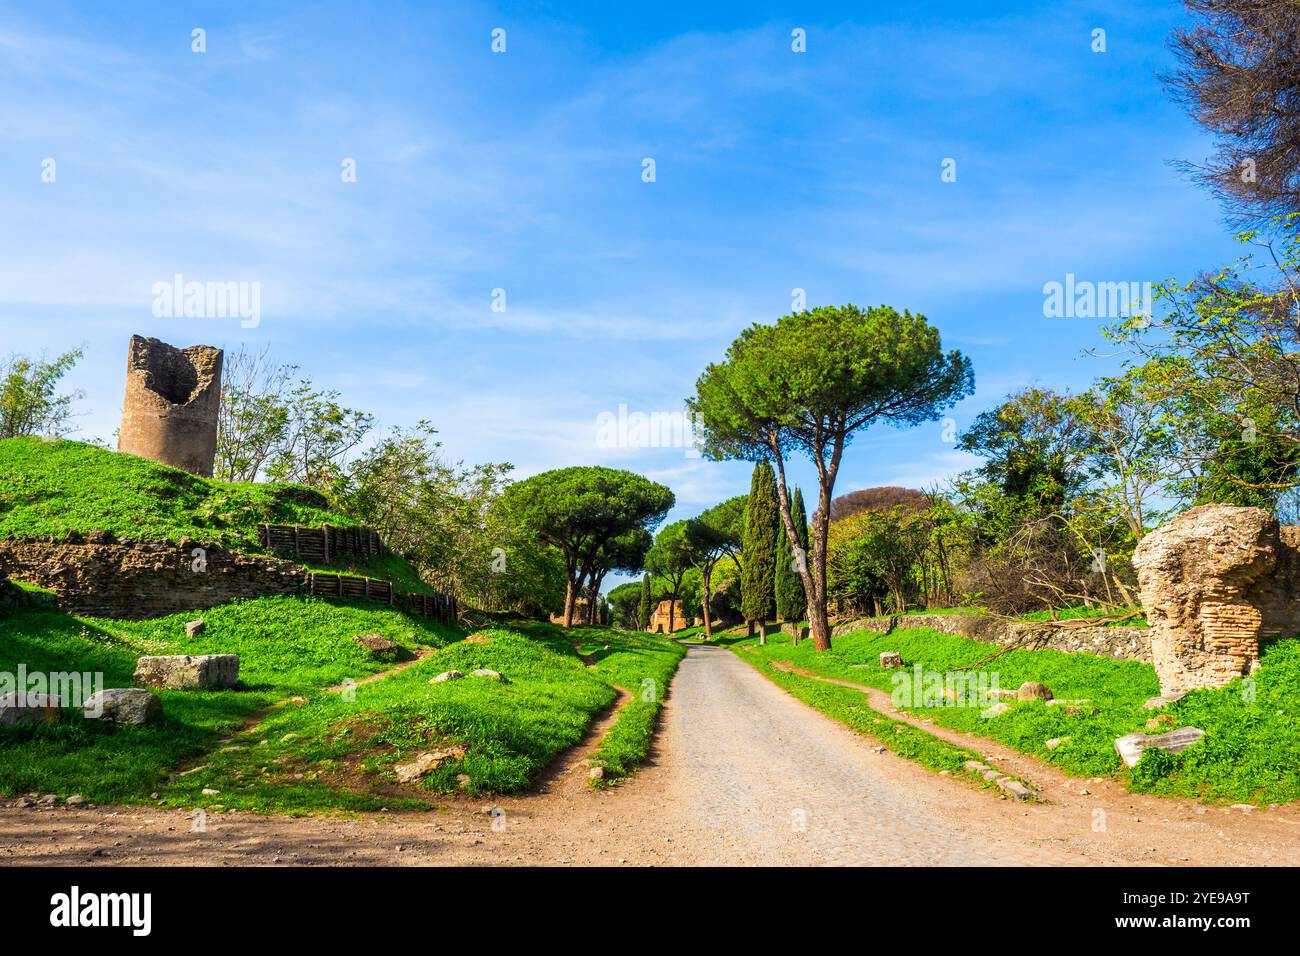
0, 437, 350, 551
0, 436, 438, 592
0, 437, 685, 811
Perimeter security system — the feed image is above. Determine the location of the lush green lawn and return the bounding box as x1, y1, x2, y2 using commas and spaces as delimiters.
0, 437, 349, 552
737, 626, 1300, 804
0, 594, 682, 812
0, 593, 454, 806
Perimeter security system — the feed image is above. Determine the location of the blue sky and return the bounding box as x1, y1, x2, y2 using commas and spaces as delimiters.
1, 1, 1242, 586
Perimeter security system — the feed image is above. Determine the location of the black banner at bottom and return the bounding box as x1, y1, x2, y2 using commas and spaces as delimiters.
0, 865, 1276, 942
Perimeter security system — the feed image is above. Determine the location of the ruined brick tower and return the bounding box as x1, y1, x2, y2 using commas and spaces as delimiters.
118, 335, 223, 477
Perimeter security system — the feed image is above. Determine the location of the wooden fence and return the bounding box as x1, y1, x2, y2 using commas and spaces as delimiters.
259, 524, 384, 564
304, 572, 457, 623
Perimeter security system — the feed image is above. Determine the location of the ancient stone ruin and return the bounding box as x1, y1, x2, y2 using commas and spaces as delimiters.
118, 334, 223, 477
1133, 503, 1300, 695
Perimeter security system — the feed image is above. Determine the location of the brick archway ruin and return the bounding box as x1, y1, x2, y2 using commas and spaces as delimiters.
1133, 504, 1300, 696
117, 335, 223, 477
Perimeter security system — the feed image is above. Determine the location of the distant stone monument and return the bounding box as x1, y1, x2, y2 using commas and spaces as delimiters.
648, 599, 686, 633
118, 335, 223, 477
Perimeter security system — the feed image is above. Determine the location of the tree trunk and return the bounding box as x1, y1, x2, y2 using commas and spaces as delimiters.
769, 442, 834, 651
562, 578, 576, 628
701, 564, 714, 639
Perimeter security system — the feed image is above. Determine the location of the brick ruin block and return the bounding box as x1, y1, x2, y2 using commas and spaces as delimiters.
118, 334, 223, 477
1133, 504, 1300, 695
648, 599, 686, 633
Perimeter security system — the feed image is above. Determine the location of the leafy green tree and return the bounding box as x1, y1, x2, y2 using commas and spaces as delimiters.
645, 520, 692, 632
1106, 224, 1300, 508
958, 388, 1094, 522
681, 495, 745, 639
580, 527, 653, 624
499, 466, 674, 627
0, 348, 83, 439
638, 573, 652, 630
775, 486, 808, 625
690, 304, 972, 650
266, 379, 373, 491
740, 461, 779, 626
339, 421, 563, 613
608, 581, 644, 629
215, 345, 294, 482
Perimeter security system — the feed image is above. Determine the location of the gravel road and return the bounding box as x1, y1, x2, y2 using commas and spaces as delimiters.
3, 642, 1297, 866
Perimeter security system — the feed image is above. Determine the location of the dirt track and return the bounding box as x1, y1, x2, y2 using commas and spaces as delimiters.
3, 643, 1298, 866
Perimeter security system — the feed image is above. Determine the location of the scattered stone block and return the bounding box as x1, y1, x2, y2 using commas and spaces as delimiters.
134, 654, 239, 689
1114, 726, 1206, 768
355, 634, 400, 659
1045, 736, 1070, 750
980, 702, 1013, 719
429, 670, 464, 684
394, 746, 466, 784
83, 688, 162, 726
185, 620, 205, 639
997, 778, 1035, 800
963, 760, 990, 774
1017, 681, 1053, 701
0, 692, 63, 727
471, 668, 505, 681
1144, 714, 1176, 731
879, 651, 904, 669
589, 766, 605, 781
986, 688, 1018, 701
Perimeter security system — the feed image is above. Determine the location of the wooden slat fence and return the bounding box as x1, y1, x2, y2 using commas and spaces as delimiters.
259, 524, 384, 564
304, 572, 457, 624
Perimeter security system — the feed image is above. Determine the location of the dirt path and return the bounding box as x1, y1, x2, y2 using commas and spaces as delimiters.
3, 643, 1298, 866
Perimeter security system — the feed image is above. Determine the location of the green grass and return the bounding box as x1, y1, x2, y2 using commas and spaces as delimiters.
0, 598, 683, 812
0, 595, 456, 806
738, 625, 1300, 804
0, 437, 350, 552
561, 625, 686, 783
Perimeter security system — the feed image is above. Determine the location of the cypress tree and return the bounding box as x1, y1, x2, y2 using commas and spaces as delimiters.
638, 573, 652, 630
741, 461, 779, 624
775, 486, 809, 624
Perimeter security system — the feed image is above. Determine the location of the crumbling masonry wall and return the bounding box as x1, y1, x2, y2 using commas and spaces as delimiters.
1132, 504, 1300, 695
0, 533, 303, 619
118, 335, 223, 477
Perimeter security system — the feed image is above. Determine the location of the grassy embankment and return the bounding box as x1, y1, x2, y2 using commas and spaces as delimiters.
0, 438, 683, 811
0, 437, 435, 593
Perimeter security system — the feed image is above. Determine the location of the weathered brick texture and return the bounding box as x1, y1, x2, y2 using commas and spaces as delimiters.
0, 532, 302, 619
1133, 504, 1300, 694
